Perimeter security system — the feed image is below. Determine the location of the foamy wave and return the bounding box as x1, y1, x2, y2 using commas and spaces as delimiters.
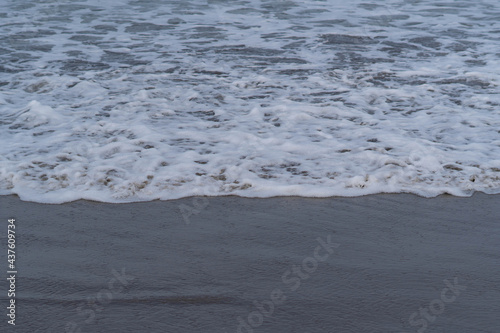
1, 0, 500, 203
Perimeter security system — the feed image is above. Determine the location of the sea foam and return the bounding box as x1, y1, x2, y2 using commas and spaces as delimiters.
1, 0, 500, 203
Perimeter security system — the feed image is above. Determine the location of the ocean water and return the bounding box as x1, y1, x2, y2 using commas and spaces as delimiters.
1, 0, 500, 203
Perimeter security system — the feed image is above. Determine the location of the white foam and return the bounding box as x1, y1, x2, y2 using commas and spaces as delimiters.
1, 0, 500, 203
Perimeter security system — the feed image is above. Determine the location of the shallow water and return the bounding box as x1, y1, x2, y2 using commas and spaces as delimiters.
1, 0, 500, 203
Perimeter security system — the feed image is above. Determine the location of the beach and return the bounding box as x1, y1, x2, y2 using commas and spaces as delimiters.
2, 1, 500, 332
1, 193, 499, 332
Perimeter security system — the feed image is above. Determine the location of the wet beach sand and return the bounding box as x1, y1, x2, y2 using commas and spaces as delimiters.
0, 193, 499, 332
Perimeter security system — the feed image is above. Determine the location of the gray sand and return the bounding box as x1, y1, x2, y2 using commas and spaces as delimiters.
0, 193, 499, 332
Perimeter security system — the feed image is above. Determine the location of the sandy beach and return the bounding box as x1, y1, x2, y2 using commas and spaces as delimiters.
0, 193, 499, 332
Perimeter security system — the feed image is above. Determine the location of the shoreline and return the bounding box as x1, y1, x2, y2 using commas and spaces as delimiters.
2, 188, 499, 205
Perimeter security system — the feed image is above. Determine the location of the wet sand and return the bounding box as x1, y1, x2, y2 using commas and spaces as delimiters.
0, 193, 499, 332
